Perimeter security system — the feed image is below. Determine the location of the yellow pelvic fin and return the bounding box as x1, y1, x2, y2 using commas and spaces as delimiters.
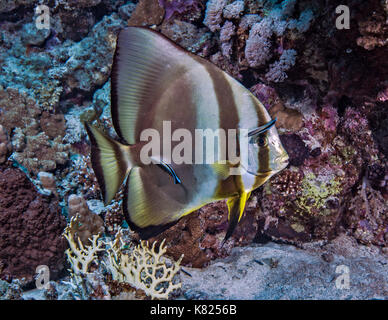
223, 191, 251, 243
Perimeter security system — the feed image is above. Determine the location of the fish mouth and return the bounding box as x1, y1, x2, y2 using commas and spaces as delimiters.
276, 154, 289, 167
273, 156, 289, 172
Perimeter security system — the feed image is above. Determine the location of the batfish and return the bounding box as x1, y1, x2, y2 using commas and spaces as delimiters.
85, 27, 289, 242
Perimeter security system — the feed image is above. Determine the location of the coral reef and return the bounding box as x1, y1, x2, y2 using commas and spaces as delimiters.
0, 166, 67, 282
37, 171, 57, 195
158, 0, 200, 20
0, 8, 127, 111
356, 9, 388, 50
201, 0, 317, 82
0, 87, 69, 174
148, 197, 260, 268
204, 0, 228, 32
345, 180, 388, 246
104, 201, 125, 235
0, 125, 11, 164
67, 194, 105, 245
280, 134, 309, 166
104, 233, 183, 299
0, 279, 23, 300
1, 0, 387, 300
128, 0, 165, 26
64, 215, 104, 275
63, 219, 183, 300
62, 215, 111, 300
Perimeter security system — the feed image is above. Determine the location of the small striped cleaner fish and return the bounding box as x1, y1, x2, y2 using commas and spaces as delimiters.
85, 27, 289, 242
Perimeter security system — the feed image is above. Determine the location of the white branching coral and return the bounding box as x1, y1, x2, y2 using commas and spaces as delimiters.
63, 222, 183, 300
104, 231, 183, 300
63, 215, 104, 275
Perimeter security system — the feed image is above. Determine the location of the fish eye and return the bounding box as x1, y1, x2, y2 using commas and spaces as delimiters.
256, 135, 268, 147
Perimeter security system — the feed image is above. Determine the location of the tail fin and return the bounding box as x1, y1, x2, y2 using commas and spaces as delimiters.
85, 122, 132, 205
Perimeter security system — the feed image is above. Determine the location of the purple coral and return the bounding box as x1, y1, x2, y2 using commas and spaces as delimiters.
220, 21, 235, 42
280, 134, 309, 166
342, 107, 368, 132
244, 20, 274, 68
203, 0, 228, 32
223, 1, 245, 19
321, 105, 339, 132
245, 34, 272, 67
220, 21, 236, 57
250, 83, 279, 110
158, 0, 198, 20
265, 49, 297, 82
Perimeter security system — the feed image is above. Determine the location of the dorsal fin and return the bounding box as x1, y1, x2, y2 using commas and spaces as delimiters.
111, 27, 203, 145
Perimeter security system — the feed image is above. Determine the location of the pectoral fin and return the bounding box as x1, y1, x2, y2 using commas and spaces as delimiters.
222, 191, 251, 244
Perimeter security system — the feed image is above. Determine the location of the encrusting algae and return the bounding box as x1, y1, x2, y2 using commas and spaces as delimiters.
295, 172, 342, 216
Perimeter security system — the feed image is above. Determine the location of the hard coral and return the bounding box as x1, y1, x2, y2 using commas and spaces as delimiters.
259, 154, 359, 244
0, 87, 70, 174
271, 169, 304, 200
104, 232, 183, 300
63, 217, 111, 300
64, 215, 104, 275
128, 0, 165, 26
0, 125, 11, 164
158, 0, 199, 20
104, 202, 124, 236
67, 194, 105, 246
0, 166, 67, 282
38, 171, 57, 195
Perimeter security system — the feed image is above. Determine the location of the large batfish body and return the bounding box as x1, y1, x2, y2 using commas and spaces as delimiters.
85, 27, 289, 241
